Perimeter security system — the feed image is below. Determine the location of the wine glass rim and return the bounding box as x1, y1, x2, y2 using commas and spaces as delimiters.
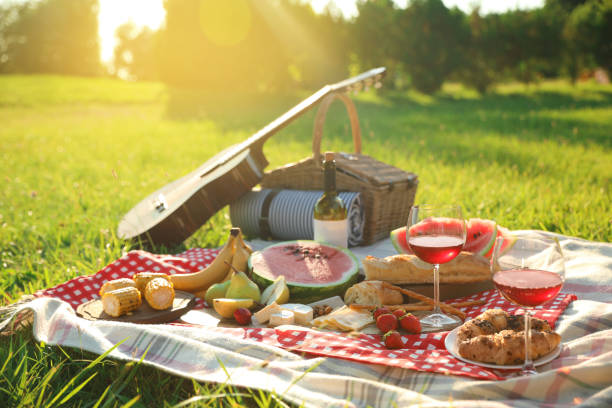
495, 235, 565, 253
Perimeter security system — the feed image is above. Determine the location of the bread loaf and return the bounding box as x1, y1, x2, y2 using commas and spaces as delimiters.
362, 252, 490, 284
344, 280, 403, 306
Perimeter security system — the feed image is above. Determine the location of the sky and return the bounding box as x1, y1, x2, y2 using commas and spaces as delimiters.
1, 0, 546, 63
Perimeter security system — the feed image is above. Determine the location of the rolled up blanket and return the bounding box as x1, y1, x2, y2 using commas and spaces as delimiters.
229, 189, 365, 247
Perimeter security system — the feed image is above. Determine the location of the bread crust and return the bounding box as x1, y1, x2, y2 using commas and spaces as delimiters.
363, 252, 490, 284
344, 280, 404, 306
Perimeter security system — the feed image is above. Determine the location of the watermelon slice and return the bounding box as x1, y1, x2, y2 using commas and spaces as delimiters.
463, 218, 497, 256
483, 226, 517, 258
249, 241, 359, 304
390, 226, 412, 254
390, 218, 505, 258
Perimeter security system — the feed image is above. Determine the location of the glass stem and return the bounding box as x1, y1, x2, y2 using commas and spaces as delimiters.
524, 310, 534, 372
433, 263, 441, 314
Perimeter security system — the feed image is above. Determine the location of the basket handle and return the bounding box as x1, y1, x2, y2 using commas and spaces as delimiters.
312, 92, 362, 161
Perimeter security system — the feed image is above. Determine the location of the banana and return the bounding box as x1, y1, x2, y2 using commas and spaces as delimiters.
238, 232, 253, 255
170, 228, 238, 293
223, 228, 252, 281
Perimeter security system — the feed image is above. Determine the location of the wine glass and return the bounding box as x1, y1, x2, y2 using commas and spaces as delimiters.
491, 236, 565, 375
407, 205, 466, 328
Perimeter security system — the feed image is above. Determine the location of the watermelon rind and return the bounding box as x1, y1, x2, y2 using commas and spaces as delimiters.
249, 240, 359, 304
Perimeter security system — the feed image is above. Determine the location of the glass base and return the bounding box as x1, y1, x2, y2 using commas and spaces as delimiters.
519, 367, 538, 376
420, 312, 463, 328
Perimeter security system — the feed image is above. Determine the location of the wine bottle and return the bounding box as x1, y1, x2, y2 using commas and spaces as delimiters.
313, 152, 348, 247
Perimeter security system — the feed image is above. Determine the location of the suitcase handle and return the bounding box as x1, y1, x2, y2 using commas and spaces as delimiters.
312, 92, 362, 161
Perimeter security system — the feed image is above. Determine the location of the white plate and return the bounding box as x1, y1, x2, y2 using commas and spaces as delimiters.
445, 325, 562, 369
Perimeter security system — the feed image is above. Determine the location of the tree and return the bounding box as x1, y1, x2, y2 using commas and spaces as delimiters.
454, 8, 496, 93
158, 0, 350, 92
564, 0, 612, 78
113, 23, 159, 81
0, 0, 100, 75
398, 0, 469, 94
352, 0, 403, 88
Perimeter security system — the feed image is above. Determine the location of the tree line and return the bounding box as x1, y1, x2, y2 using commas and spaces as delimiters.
0, 0, 610, 94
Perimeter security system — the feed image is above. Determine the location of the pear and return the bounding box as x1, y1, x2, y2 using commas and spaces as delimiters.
213, 298, 254, 319
204, 280, 231, 306
225, 271, 261, 302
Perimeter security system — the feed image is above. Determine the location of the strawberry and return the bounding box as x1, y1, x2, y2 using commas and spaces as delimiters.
373, 307, 391, 320
233, 308, 252, 325
376, 313, 398, 332
399, 313, 421, 334
392, 309, 405, 319
383, 330, 404, 349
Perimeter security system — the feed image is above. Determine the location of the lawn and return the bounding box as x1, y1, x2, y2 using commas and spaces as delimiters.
0, 74, 610, 406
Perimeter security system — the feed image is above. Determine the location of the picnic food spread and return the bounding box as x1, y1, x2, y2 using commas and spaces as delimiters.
82, 221, 565, 366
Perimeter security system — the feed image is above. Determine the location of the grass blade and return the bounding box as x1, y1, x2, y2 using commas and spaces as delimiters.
57, 372, 97, 405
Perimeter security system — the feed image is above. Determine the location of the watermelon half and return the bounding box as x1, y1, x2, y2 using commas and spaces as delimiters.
249, 241, 359, 304
390, 218, 506, 258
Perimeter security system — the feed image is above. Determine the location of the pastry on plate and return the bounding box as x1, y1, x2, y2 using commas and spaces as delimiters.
456, 309, 560, 365
457, 308, 552, 342
457, 329, 561, 365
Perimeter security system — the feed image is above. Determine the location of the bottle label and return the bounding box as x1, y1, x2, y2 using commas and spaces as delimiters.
313, 219, 348, 248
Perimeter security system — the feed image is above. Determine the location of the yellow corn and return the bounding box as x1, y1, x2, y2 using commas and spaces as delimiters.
144, 277, 175, 310
99, 278, 136, 297
102, 287, 142, 317
133, 272, 172, 294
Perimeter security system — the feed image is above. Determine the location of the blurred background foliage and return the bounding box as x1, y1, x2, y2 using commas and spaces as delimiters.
0, 0, 610, 94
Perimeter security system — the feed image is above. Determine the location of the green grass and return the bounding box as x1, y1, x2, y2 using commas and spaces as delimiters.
1, 74, 611, 406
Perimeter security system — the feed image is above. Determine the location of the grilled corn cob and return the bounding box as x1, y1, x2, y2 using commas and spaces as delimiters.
102, 287, 142, 317
99, 278, 136, 297
133, 272, 171, 294
144, 277, 175, 310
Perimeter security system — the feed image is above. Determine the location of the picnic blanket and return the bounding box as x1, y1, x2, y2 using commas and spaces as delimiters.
2, 230, 611, 407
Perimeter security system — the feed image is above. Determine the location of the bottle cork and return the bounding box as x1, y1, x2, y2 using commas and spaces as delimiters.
324, 151, 335, 161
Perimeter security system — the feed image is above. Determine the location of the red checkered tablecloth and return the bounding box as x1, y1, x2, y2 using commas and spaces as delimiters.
35, 248, 577, 381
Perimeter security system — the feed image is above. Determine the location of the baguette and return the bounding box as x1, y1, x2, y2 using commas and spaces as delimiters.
344, 280, 403, 306
381, 282, 466, 320
363, 252, 490, 284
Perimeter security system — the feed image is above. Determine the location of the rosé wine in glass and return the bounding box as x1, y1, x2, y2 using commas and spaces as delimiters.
491, 236, 565, 375
407, 206, 466, 329
493, 268, 563, 307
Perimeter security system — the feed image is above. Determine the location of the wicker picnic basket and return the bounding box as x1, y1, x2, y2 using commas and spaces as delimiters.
260, 92, 418, 245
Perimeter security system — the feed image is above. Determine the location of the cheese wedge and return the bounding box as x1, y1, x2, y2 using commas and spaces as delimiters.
269, 310, 295, 327
253, 302, 281, 325
311, 305, 374, 332
280, 304, 314, 325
